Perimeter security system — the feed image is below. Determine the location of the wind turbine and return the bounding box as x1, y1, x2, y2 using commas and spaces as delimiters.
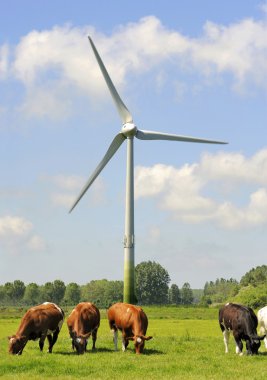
70, 36, 227, 304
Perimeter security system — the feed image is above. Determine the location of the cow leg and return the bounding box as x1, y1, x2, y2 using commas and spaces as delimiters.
92, 330, 97, 350
122, 332, 129, 352
233, 333, 243, 355
111, 328, 118, 351
46, 334, 53, 353
259, 326, 267, 348
223, 330, 230, 353
122, 336, 126, 352
48, 328, 60, 353
39, 335, 46, 352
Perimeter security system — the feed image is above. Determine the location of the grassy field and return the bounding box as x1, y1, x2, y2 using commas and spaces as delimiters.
0, 306, 266, 379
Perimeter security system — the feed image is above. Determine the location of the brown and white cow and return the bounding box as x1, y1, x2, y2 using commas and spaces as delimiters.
8, 302, 64, 355
67, 302, 100, 354
219, 302, 265, 355
107, 302, 152, 354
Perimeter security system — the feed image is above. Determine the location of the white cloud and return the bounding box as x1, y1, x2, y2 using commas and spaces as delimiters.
18, 83, 72, 120
0, 14, 265, 119
135, 148, 267, 229
199, 149, 267, 184
0, 216, 32, 236
217, 188, 267, 228
0, 215, 46, 254
192, 19, 267, 90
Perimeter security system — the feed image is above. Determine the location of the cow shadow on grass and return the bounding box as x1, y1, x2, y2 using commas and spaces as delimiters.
56, 347, 163, 356
143, 348, 164, 355
56, 347, 114, 355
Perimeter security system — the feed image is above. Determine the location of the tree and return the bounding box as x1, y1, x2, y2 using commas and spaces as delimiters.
81, 279, 123, 308
0, 285, 6, 304
52, 280, 66, 304
181, 282, 193, 305
40, 282, 54, 302
39, 280, 65, 304
13, 280, 26, 302
240, 265, 267, 287
135, 261, 171, 305
203, 278, 239, 303
4, 282, 14, 302
169, 284, 181, 305
64, 283, 81, 305
233, 283, 267, 308
3, 281, 25, 305
23, 283, 40, 305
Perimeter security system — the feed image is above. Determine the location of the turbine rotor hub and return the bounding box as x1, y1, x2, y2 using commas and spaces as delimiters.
121, 122, 137, 138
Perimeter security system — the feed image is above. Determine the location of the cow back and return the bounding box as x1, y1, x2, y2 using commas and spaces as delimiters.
219, 303, 258, 335
108, 303, 148, 335
17, 303, 64, 337
67, 302, 100, 336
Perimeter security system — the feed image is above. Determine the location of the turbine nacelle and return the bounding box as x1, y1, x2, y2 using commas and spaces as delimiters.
121, 122, 137, 138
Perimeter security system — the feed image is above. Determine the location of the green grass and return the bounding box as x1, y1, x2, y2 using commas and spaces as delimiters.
0, 307, 266, 379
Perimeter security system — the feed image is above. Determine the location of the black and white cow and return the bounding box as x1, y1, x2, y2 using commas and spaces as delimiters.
219, 302, 265, 355
257, 306, 267, 349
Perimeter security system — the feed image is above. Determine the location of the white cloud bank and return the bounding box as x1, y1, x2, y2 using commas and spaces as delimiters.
0, 15, 266, 119
135, 148, 267, 229
0, 216, 46, 253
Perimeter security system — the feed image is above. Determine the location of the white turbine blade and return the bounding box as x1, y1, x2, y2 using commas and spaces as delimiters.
88, 36, 133, 125
136, 129, 228, 144
69, 133, 126, 213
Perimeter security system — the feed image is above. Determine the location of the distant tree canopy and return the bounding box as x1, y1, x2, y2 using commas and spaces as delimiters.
63, 283, 81, 305
1, 263, 267, 308
135, 261, 171, 305
181, 282, 194, 305
233, 283, 267, 309
169, 284, 181, 305
240, 265, 267, 287
203, 278, 239, 304
81, 279, 123, 308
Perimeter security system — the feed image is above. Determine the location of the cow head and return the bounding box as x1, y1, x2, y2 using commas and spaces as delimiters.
127, 335, 153, 354
8, 335, 27, 355
71, 333, 90, 354
246, 334, 266, 355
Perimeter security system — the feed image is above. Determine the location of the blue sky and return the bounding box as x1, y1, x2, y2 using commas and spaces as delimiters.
1, 0, 267, 288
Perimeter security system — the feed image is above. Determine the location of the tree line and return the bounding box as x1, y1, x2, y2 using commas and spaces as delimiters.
2, 262, 265, 308
0, 261, 195, 307
202, 265, 267, 308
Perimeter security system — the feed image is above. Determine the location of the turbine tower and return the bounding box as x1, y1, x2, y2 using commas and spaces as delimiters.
70, 37, 227, 304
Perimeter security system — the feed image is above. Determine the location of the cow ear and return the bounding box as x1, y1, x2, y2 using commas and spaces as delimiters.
259, 334, 266, 341
144, 336, 153, 341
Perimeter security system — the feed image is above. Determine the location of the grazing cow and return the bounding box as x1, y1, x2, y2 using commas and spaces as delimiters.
67, 302, 100, 354
257, 306, 267, 349
219, 302, 265, 355
8, 302, 64, 355
107, 302, 152, 354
